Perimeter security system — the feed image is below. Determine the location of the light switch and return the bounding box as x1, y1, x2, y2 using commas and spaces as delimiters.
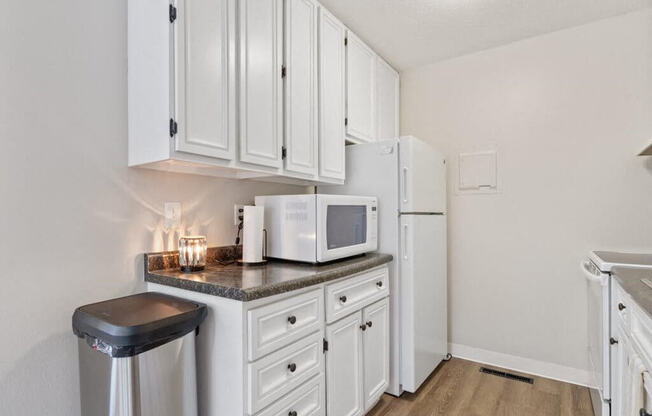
459, 151, 497, 191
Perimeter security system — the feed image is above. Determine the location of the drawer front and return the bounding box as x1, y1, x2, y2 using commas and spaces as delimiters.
249, 289, 324, 361
325, 266, 389, 323
256, 374, 325, 416
248, 332, 324, 415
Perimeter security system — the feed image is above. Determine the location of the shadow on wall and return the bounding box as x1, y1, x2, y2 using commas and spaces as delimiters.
0, 333, 80, 415
0, 276, 143, 415
645, 157, 652, 174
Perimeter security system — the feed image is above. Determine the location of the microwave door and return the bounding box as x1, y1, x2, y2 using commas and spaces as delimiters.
317, 196, 377, 262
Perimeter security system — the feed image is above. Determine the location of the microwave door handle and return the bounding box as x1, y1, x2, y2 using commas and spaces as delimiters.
402, 224, 408, 260
402, 167, 409, 204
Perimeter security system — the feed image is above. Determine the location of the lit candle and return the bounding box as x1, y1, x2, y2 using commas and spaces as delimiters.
179, 236, 207, 272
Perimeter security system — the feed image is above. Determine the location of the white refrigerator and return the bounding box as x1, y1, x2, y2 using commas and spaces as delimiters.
320, 136, 447, 396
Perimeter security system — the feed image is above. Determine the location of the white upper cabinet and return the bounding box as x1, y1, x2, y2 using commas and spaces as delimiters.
346, 32, 376, 144
318, 8, 346, 181
239, 0, 284, 168
128, 0, 396, 184
174, 0, 235, 160
375, 57, 399, 141
284, 0, 319, 176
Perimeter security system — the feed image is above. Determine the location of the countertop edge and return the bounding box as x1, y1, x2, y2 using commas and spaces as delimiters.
144, 253, 393, 302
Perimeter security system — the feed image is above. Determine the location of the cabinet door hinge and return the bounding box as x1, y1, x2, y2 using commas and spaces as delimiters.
345, 117, 348, 126
344, 37, 348, 46
281, 65, 287, 78
323, 338, 328, 353
169, 4, 177, 23
169, 118, 178, 138
281, 146, 287, 159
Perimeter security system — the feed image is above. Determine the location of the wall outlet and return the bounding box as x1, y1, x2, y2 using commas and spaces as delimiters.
164, 202, 181, 231
234, 204, 245, 226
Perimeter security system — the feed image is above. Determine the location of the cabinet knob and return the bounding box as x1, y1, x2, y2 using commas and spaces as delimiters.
288, 363, 297, 373
360, 324, 367, 331
618, 303, 626, 311
610, 337, 619, 345
288, 316, 297, 325
366, 321, 373, 328
288, 412, 298, 416
376, 281, 383, 288
640, 409, 652, 416
340, 296, 347, 303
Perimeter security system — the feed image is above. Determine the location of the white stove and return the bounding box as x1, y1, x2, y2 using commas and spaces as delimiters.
582, 251, 652, 416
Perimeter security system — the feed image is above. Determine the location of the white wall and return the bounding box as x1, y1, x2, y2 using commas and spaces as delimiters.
401, 9, 652, 384
0, 1, 305, 415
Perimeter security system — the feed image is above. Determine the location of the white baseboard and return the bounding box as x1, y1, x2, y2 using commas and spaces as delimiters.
449, 343, 596, 388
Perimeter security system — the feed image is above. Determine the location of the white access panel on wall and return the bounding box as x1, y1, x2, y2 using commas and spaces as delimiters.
458, 150, 498, 193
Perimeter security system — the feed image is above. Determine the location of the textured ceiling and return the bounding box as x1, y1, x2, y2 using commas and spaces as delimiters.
318, 0, 652, 70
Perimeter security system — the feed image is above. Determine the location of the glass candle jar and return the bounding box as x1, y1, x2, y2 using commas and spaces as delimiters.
179, 236, 207, 272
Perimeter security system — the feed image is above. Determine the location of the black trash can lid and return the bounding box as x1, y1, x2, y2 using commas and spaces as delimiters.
72, 292, 207, 358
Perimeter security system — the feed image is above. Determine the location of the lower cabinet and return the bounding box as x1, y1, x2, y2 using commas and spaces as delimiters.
362, 299, 390, 410
147, 265, 390, 416
611, 280, 652, 416
326, 297, 390, 416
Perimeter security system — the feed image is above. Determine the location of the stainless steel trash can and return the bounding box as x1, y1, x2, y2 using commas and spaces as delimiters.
72, 292, 207, 416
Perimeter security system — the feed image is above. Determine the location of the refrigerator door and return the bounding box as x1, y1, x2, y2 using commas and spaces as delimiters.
399, 136, 446, 214
399, 214, 447, 393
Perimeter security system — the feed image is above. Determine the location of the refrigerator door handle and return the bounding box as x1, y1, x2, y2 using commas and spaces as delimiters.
402, 167, 409, 204
403, 223, 409, 260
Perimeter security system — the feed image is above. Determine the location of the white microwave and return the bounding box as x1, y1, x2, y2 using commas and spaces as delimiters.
254, 194, 378, 263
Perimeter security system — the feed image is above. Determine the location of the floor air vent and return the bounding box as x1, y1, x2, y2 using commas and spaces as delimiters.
479, 367, 534, 384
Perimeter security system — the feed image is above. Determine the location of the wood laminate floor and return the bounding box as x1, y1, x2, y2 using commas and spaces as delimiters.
367, 358, 595, 416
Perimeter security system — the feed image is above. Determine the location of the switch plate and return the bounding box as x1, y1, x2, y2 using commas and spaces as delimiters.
164, 202, 181, 231
234, 204, 245, 226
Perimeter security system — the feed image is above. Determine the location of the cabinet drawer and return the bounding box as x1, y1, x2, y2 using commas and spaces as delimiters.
248, 289, 323, 361
256, 374, 325, 416
325, 266, 389, 324
248, 332, 324, 415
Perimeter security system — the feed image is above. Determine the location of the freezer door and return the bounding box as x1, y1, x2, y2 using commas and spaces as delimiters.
399, 214, 447, 393
399, 136, 446, 214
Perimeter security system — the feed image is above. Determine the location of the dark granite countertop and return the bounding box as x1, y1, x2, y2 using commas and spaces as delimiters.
144, 246, 393, 302
612, 266, 652, 319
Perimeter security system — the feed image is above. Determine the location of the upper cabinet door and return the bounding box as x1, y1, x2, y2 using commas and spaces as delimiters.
346, 32, 376, 143
239, 0, 283, 168
174, 0, 235, 160
362, 298, 390, 411
375, 57, 399, 141
318, 8, 346, 180
284, 0, 319, 176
